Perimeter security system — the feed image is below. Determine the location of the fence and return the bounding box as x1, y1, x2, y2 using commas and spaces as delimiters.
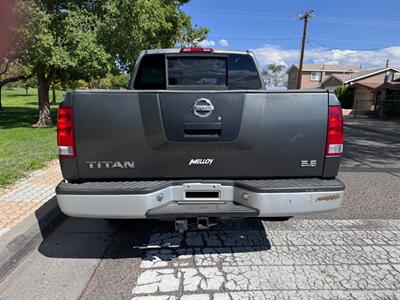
352, 98, 400, 117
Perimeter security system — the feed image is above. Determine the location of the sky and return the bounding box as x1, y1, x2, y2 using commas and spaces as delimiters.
181, 0, 400, 70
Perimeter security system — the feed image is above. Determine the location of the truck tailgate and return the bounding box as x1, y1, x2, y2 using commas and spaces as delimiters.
68, 91, 328, 180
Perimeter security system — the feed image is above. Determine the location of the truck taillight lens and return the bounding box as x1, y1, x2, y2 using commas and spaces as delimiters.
326, 106, 343, 156
57, 107, 76, 157
180, 47, 214, 53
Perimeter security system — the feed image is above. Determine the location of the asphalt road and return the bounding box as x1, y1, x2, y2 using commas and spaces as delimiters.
1, 126, 399, 300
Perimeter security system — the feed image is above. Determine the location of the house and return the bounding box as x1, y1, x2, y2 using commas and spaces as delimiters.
343, 67, 400, 114
286, 62, 400, 116
376, 78, 400, 115
376, 77, 400, 100
286, 64, 361, 90
355, 77, 400, 116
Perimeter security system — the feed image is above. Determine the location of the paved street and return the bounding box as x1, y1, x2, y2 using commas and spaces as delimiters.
1, 126, 399, 300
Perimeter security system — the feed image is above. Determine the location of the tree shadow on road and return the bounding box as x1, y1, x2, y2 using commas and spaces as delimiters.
138, 218, 272, 264
342, 127, 400, 169
38, 217, 271, 260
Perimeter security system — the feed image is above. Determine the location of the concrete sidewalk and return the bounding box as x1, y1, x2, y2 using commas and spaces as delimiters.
344, 116, 399, 137
0, 160, 62, 237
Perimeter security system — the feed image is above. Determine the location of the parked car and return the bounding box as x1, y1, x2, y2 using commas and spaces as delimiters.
56, 48, 345, 231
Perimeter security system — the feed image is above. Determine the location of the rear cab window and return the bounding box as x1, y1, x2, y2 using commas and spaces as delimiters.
133, 54, 166, 89
133, 52, 262, 90
168, 57, 227, 87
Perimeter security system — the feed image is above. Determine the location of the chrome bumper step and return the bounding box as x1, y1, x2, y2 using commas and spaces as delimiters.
146, 201, 259, 219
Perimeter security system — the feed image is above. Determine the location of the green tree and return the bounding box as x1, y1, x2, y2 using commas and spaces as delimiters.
15, 0, 207, 127
262, 63, 286, 87
14, 74, 37, 95
335, 85, 352, 109
98, 73, 130, 89
67, 79, 89, 90
17, 1, 111, 127
97, 0, 208, 72
23, 77, 37, 95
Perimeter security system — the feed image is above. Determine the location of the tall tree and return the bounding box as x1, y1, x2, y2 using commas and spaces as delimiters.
262, 63, 286, 87
0, 0, 32, 112
15, 0, 208, 127
96, 0, 208, 72
16, 1, 111, 127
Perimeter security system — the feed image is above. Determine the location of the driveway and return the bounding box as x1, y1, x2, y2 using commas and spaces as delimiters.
1, 126, 399, 300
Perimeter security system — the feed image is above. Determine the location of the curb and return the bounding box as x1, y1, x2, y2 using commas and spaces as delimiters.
344, 124, 400, 139
0, 197, 66, 282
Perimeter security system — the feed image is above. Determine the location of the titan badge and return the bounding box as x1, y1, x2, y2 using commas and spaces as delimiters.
86, 161, 135, 169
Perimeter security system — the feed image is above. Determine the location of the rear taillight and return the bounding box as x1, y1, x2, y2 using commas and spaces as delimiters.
57, 107, 76, 157
180, 47, 214, 53
326, 106, 343, 156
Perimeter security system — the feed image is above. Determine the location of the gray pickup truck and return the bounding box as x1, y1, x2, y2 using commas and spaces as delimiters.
56, 48, 344, 229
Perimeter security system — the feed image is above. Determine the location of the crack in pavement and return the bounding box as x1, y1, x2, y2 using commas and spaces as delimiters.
129, 219, 400, 299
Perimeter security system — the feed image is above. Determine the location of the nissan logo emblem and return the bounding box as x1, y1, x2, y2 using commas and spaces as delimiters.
191, 98, 214, 118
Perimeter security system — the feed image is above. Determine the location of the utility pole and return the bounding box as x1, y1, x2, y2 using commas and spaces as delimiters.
296, 10, 313, 89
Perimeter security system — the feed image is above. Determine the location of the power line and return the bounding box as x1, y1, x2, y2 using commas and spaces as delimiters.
307, 39, 396, 69
312, 15, 400, 26
307, 37, 399, 46
308, 39, 400, 51
207, 35, 299, 41
189, 7, 400, 24
188, 8, 400, 27
192, 13, 291, 22
206, 33, 398, 47
306, 41, 363, 87
187, 8, 294, 19
306, 40, 377, 69
306, 41, 352, 71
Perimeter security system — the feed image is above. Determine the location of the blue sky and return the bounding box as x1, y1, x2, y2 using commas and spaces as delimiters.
182, 0, 400, 69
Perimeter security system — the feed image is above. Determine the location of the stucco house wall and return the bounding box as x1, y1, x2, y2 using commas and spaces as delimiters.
352, 85, 376, 113
286, 65, 360, 90
287, 69, 298, 89
350, 72, 391, 114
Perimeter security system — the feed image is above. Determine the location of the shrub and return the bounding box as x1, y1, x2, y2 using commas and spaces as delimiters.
335, 86, 353, 109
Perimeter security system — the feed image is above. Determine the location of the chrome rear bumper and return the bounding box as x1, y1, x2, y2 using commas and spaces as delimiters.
56, 179, 344, 219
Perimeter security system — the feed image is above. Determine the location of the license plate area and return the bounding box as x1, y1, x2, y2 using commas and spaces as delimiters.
185, 191, 220, 199
183, 183, 222, 201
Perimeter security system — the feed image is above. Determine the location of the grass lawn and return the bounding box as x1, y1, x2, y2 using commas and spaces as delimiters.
0, 88, 65, 188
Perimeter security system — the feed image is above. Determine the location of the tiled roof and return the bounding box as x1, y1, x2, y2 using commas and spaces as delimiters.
329, 69, 382, 82
289, 64, 361, 72
377, 80, 400, 90
344, 67, 400, 83
321, 67, 400, 85
352, 81, 383, 89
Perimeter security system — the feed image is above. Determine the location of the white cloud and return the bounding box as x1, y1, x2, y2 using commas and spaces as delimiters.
199, 39, 216, 47
252, 45, 298, 68
219, 39, 229, 47
252, 44, 400, 70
